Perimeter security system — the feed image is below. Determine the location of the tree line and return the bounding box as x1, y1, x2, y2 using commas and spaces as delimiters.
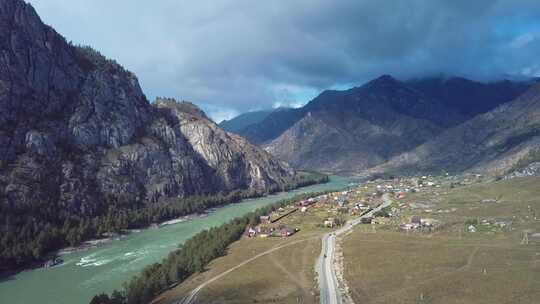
88, 190, 331, 304
0, 172, 328, 273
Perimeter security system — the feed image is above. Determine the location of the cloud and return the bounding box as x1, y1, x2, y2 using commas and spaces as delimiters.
203, 105, 239, 124
27, 0, 540, 118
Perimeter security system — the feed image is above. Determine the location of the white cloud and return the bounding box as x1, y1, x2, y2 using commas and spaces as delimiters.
204, 106, 239, 124
510, 33, 537, 49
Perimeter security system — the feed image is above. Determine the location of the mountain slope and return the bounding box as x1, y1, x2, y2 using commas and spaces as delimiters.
240, 107, 305, 144
219, 109, 273, 134
0, 0, 295, 271
372, 82, 540, 176
265, 75, 466, 174
407, 76, 531, 117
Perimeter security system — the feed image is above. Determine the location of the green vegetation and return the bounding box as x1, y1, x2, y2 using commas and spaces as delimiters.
0, 172, 328, 273
88, 191, 330, 304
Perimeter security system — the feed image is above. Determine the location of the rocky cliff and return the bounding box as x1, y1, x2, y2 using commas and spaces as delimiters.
0, 0, 294, 218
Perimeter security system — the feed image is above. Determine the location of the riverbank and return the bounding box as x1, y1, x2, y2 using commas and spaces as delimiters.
1, 172, 329, 277
0, 175, 352, 304
56, 210, 216, 256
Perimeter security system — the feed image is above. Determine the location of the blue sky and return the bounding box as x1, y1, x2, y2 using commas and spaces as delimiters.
27, 0, 540, 122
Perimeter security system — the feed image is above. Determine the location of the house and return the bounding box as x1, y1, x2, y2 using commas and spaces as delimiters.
247, 226, 257, 237
256, 225, 275, 237
468, 225, 477, 233
280, 227, 297, 237
324, 218, 336, 228
260, 215, 271, 224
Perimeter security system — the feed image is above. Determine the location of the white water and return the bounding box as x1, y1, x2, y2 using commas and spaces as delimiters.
0, 176, 355, 304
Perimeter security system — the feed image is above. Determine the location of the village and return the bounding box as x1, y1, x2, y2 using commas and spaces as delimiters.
158, 173, 540, 304
244, 172, 526, 241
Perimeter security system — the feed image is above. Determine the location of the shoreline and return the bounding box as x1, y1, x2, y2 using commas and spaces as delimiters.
56, 211, 215, 256
0, 176, 330, 278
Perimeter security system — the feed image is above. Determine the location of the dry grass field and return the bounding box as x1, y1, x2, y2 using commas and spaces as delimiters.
155, 234, 321, 304
154, 201, 340, 304
343, 177, 540, 304
154, 177, 540, 304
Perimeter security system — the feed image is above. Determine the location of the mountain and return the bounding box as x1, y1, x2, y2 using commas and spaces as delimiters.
371, 82, 540, 176
240, 107, 305, 144
238, 75, 531, 174
0, 0, 295, 270
406, 76, 531, 117
265, 75, 466, 174
238, 76, 531, 146
219, 109, 273, 134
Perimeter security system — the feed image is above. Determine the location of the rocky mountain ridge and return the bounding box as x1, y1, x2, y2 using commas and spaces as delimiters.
232, 74, 533, 175
0, 0, 294, 218
264, 75, 504, 174
371, 82, 540, 176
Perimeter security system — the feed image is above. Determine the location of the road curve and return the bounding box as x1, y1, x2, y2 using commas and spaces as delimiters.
317, 194, 392, 304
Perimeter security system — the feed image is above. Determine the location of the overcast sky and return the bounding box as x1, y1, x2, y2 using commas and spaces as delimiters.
27, 0, 540, 122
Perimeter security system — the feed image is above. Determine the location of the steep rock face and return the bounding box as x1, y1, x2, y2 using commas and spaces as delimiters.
372, 83, 540, 176
155, 99, 293, 191
0, 0, 294, 217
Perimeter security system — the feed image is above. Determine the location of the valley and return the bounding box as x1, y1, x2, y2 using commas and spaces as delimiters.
1, 1, 540, 304
149, 175, 540, 304
0, 176, 354, 304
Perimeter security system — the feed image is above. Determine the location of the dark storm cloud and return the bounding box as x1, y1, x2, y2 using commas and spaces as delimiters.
27, 0, 540, 121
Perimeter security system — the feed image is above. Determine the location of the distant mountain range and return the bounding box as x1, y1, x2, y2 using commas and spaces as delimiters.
230, 75, 537, 175
371, 82, 540, 176
219, 109, 273, 134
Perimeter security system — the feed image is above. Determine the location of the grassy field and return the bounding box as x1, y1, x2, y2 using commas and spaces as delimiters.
155, 234, 321, 304
342, 177, 540, 304
154, 200, 344, 304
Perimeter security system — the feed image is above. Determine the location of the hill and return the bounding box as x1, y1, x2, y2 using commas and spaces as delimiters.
235, 75, 529, 174
265, 75, 465, 174
0, 0, 296, 272
372, 82, 540, 176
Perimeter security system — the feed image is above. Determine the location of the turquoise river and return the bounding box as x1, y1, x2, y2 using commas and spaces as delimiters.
0, 176, 355, 304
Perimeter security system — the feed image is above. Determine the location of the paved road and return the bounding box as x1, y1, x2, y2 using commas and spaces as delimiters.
317, 194, 393, 304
